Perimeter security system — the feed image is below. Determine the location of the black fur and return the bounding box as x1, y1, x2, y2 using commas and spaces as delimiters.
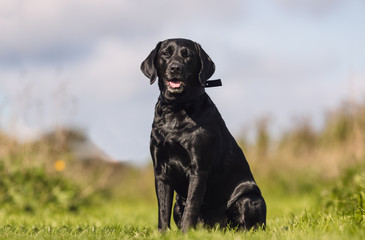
141, 38, 266, 232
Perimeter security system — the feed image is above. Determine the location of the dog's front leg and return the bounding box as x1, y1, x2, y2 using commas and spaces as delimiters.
155, 176, 174, 232
181, 173, 208, 232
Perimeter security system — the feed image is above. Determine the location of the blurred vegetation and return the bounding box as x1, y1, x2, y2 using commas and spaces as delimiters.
0, 128, 154, 213
246, 100, 365, 180
242, 100, 365, 222
0, 98, 364, 236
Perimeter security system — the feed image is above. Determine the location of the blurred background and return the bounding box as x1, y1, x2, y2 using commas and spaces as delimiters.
0, 0, 365, 221
1, 0, 364, 164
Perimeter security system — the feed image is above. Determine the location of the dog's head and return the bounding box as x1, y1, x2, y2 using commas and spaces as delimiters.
141, 38, 215, 102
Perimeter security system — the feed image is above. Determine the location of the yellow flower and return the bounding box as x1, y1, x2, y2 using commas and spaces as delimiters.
54, 160, 66, 172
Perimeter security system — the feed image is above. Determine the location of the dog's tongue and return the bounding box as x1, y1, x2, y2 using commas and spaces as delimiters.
169, 81, 181, 88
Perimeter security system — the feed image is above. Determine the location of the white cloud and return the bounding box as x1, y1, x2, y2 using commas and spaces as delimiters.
67, 38, 143, 100
0, 0, 244, 57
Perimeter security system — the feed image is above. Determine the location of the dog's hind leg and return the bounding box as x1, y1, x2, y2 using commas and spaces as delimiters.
173, 195, 186, 229
227, 194, 266, 230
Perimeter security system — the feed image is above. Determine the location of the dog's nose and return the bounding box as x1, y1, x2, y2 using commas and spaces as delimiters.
169, 62, 182, 74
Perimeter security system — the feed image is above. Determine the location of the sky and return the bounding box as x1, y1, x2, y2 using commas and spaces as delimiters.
0, 0, 365, 165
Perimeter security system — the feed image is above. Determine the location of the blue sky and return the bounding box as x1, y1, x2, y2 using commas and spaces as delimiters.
0, 0, 364, 164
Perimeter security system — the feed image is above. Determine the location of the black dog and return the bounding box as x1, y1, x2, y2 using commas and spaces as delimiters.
141, 38, 266, 232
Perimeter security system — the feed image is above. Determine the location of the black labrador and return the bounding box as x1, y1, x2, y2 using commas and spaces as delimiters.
141, 38, 266, 232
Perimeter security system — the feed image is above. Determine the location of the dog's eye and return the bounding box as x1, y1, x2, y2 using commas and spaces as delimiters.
181, 50, 192, 59
162, 51, 171, 57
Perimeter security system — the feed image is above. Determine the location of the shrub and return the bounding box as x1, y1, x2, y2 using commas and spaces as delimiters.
0, 160, 89, 212
322, 162, 365, 224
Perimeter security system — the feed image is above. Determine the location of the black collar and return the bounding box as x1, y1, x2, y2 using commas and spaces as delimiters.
205, 79, 222, 88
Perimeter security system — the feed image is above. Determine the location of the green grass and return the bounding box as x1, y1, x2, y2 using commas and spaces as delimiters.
0, 206, 363, 239
1, 184, 364, 240
1, 149, 364, 239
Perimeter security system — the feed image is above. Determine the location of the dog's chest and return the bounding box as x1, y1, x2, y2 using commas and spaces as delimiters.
151, 107, 198, 183
154, 107, 199, 142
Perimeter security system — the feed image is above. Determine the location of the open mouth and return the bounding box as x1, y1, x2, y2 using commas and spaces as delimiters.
165, 79, 185, 93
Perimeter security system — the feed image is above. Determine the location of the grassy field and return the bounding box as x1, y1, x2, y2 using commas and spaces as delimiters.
1, 181, 364, 240
1, 101, 365, 239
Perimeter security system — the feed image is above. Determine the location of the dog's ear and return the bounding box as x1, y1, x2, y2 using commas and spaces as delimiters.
195, 42, 215, 87
141, 42, 162, 85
